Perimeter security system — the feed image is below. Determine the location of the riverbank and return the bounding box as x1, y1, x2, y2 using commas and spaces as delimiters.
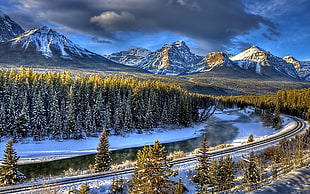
1, 123, 207, 164
0, 108, 288, 164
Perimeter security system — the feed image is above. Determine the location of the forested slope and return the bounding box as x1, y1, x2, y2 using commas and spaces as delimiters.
0, 67, 213, 141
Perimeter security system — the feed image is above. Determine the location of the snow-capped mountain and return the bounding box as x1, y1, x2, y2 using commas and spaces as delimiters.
283, 56, 310, 81
230, 46, 299, 79
104, 48, 151, 66
0, 10, 24, 41
8, 26, 102, 59
137, 41, 203, 75
0, 26, 147, 73
189, 52, 235, 74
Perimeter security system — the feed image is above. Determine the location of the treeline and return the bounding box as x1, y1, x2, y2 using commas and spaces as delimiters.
217, 88, 310, 121
0, 67, 213, 140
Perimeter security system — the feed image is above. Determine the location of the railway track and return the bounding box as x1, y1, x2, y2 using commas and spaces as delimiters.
0, 117, 307, 193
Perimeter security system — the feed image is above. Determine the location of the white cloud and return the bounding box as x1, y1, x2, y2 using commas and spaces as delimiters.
90, 11, 136, 31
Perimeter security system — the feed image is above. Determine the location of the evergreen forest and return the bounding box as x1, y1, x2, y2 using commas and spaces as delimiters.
0, 67, 213, 141
217, 88, 310, 121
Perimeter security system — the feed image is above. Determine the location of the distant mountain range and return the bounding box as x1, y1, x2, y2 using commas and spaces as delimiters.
0, 11, 147, 73
1, 10, 309, 81
106, 43, 310, 81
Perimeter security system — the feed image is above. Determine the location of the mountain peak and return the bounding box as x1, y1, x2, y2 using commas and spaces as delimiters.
104, 47, 152, 66
230, 45, 271, 62
0, 10, 6, 18
283, 56, 301, 69
137, 41, 203, 75
0, 10, 25, 41
188, 52, 235, 74
9, 26, 96, 59
172, 40, 186, 46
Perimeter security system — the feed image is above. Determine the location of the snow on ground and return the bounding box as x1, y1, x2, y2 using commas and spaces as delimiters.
0, 108, 290, 164
249, 165, 310, 194
0, 123, 206, 164
11, 107, 309, 194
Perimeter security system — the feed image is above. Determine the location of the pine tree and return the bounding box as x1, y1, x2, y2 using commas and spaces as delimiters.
78, 183, 90, 194
244, 151, 260, 189
209, 159, 218, 192
94, 130, 111, 172
129, 140, 177, 193
175, 178, 185, 194
194, 135, 211, 192
0, 139, 26, 186
247, 134, 254, 143
110, 177, 126, 194
223, 154, 235, 191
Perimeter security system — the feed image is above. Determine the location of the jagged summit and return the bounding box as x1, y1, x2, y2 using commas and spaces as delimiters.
0, 10, 25, 41
189, 52, 235, 74
104, 47, 151, 66
10, 26, 98, 59
230, 45, 271, 63
230, 45, 299, 78
283, 56, 301, 69
137, 40, 203, 75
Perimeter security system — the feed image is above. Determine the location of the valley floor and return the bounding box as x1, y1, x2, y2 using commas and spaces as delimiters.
0, 108, 287, 164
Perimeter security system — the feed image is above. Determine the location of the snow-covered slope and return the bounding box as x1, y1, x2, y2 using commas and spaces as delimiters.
0, 26, 148, 73
283, 56, 310, 81
104, 48, 151, 66
137, 41, 203, 75
189, 52, 235, 74
9, 26, 100, 59
0, 10, 24, 41
230, 46, 299, 78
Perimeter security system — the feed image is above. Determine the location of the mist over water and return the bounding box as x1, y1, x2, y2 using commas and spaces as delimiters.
19, 109, 270, 179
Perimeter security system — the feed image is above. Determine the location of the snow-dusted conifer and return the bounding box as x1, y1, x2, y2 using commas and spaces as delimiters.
129, 140, 177, 193
94, 130, 111, 172
194, 135, 211, 192
244, 151, 260, 189
0, 139, 26, 186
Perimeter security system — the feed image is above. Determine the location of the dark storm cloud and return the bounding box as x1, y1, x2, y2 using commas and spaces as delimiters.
6, 0, 277, 51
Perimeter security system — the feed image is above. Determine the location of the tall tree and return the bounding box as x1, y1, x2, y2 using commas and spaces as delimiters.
94, 130, 111, 172
0, 139, 25, 186
194, 135, 211, 193
244, 151, 260, 190
129, 140, 177, 193
247, 134, 254, 143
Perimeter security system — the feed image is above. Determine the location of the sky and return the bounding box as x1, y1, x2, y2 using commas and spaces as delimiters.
1, 0, 310, 60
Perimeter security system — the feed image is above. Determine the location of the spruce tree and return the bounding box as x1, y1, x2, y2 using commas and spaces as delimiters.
209, 159, 218, 192
247, 134, 254, 143
94, 130, 111, 172
0, 139, 26, 186
244, 151, 260, 189
175, 178, 185, 194
129, 140, 177, 193
194, 135, 211, 192
78, 183, 90, 194
223, 154, 235, 191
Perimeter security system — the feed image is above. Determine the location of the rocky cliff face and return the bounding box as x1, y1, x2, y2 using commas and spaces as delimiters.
104, 48, 151, 66
189, 52, 235, 73
137, 41, 203, 75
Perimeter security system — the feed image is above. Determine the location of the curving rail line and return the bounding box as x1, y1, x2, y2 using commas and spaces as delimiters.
0, 117, 307, 194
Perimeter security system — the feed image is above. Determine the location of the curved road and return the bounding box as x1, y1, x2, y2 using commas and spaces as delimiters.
0, 117, 308, 194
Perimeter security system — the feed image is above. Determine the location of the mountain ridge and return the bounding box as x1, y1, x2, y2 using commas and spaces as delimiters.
0, 11, 309, 81
0, 10, 25, 41
0, 26, 148, 73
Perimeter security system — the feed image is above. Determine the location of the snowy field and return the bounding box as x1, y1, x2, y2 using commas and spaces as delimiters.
0, 108, 291, 164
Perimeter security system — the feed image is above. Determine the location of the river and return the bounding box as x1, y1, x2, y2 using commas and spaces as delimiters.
18, 108, 278, 180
